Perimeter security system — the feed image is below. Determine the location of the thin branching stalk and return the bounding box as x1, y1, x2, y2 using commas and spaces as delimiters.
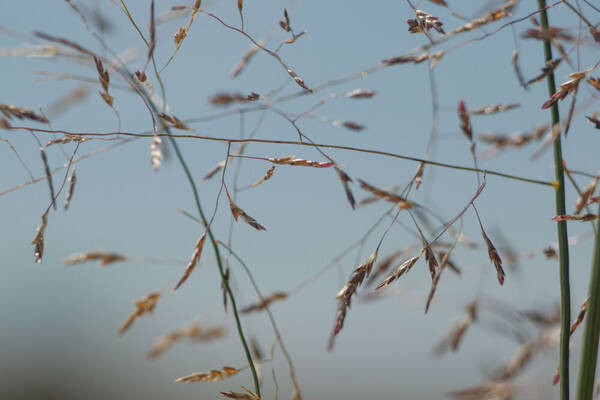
576, 202, 600, 399
537, 1, 571, 399
6, 126, 555, 188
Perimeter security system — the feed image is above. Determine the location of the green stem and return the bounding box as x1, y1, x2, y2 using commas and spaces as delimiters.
537, 2, 571, 399
576, 203, 600, 399
115, 5, 259, 392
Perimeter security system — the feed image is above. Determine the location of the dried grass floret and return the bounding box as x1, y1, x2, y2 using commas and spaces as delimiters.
241, 291, 287, 313
375, 253, 421, 290
210, 92, 260, 106
176, 366, 239, 383
31, 209, 49, 263
469, 103, 520, 116
0, 104, 49, 123
64, 250, 127, 266
228, 199, 266, 231
481, 228, 505, 285
221, 387, 260, 399
175, 232, 207, 290
251, 166, 275, 187
267, 155, 333, 168
147, 321, 225, 359
552, 213, 598, 222
542, 68, 593, 109
40, 147, 56, 209
346, 89, 376, 99
574, 176, 598, 214
357, 179, 413, 208
64, 167, 77, 210
434, 300, 477, 355
158, 112, 191, 130
119, 291, 162, 335
458, 100, 472, 142
334, 167, 355, 209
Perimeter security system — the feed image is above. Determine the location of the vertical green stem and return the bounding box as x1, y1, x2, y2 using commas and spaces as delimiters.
132, 69, 260, 394
537, 1, 571, 399
167, 137, 261, 397
576, 203, 600, 399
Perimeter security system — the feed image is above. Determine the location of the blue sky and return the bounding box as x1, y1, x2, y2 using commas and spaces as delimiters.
1, 1, 600, 399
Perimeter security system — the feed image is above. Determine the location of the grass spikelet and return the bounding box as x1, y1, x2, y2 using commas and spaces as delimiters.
158, 112, 192, 130
357, 179, 413, 208
574, 176, 598, 215
481, 228, 505, 285
425, 252, 447, 313
221, 387, 260, 399
448, 382, 512, 400
230, 42, 262, 79
64, 250, 127, 266
0, 104, 49, 123
31, 209, 49, 263
64, 167, 77, 210
526, 58, 561, 87
570, 297, 589, 335
407, 9, 445, 36
40, 147, 56, 209
176, 366, 239, 383
147, 321, 225, 359
210, 92, 260, 106
333, 167, 355, 209
204, 160, 226, 180
175, 232, 207, 290
93, 56, 113, 107
469, 103, 520, 116
498, 327, 559, 380
174, 26, 187, 45
341, 121, 365, 131
119, 291, 162, 335
346, 89, 376, 99
366, 249, 410, 287
240, 291, 287, 313
286, 68, 313, 93
434, 300, 477, 355
251, 166, 275, 188
458, 100, 472, 142
512, 49, 526, 88
337, 250, 378, 306
151, 134, 162, 171
375, 253, 421, 290
329, 250, 378, 344
228, 199, 266, 231
587, 116, 600, 129
552, 213, 598, 222
541, 68, 592, 110
267, 156, 333, 169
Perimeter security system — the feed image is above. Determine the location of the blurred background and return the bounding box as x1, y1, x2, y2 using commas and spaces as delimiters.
1, 0, 599, 398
